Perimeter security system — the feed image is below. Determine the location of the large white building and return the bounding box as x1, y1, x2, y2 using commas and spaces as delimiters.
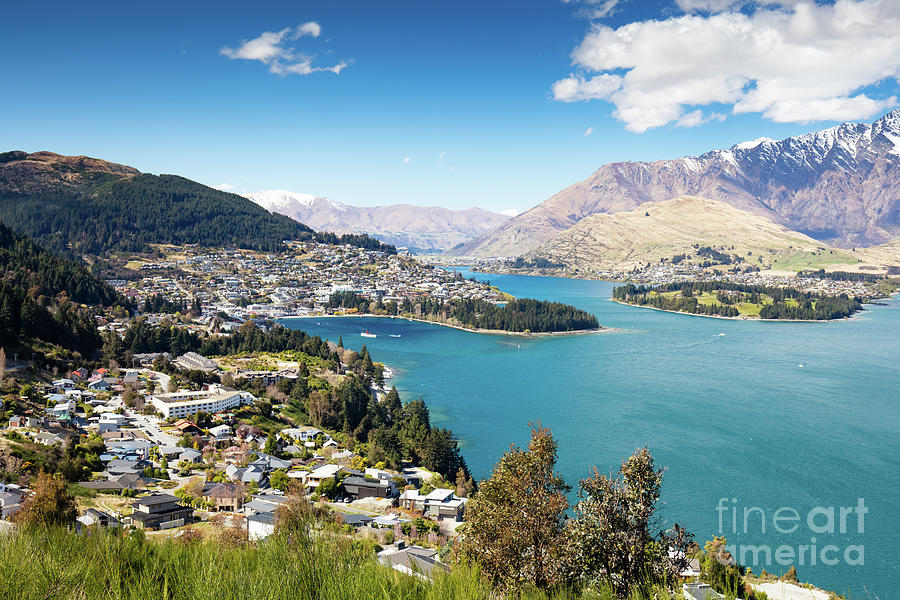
150, 385, 255, 419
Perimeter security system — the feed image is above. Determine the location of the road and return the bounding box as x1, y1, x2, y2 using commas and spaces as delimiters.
128, 411, 179, 446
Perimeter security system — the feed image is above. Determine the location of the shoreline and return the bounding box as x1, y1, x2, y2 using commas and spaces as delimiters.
609, 298, 858, 323
281, 313, 612, 337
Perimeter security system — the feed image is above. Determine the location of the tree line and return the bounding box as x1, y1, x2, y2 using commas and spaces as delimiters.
613, 281, 863, 320
327, 291, 599, 333
0, 221, 131, 357
0, 172, 395, 257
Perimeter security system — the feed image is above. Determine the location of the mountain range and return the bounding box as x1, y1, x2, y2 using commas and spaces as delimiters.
455, 110, 900, 259
247, 189, 510, 252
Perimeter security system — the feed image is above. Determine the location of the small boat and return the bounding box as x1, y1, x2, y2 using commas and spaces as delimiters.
361, 331, 377, 338
389, 334, 402, 338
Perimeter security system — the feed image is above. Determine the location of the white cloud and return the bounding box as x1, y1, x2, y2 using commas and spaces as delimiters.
438, 152, 447, 161
676, 0, 808, 11
553, 0, 900, 132
296, 22, 322, 38
584, 126, 594, 136
403, 156, 411, 164
220, 23, 347, 76
499, 208, 521, 217
552, 73, 622, 102
212, 183, 235, 191
563, 0, 624, 19
675, 0, 745, 11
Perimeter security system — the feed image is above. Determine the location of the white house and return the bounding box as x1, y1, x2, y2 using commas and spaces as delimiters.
303, 464, 343, 492
246, 512, 275, 541
98, 413, 127, 433
209, 424, 232, 441
50, 399, 77, 418
52, 379, 76, 391
398, 488, 467, 522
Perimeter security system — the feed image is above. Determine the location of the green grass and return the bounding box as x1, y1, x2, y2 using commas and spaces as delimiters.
0, 526, 676, 600
652, 290, 804, 317
767, 250, 857, 271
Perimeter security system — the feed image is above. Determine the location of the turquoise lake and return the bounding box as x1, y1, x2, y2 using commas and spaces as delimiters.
283, 270, 899, 596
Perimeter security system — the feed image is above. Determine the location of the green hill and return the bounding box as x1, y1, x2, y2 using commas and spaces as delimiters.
0, 151, 394, 256
0, 220, 128, 356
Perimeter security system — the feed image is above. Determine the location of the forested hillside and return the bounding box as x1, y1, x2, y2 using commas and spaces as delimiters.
0, 222, 129, 356
0, 152, 395, 256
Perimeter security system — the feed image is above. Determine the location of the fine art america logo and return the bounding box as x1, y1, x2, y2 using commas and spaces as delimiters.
714, 498, 867, 568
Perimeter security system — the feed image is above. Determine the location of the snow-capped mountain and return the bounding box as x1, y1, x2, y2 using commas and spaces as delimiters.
455, 109, 900, 256
246, 190, 510, 252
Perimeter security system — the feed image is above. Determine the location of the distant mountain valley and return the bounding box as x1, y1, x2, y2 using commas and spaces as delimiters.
452, 110, 900, 272
247, 190, 510, 252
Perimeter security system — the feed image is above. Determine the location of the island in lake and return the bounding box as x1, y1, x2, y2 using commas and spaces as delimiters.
327, 291, 601, 334
612, 281, 867, 320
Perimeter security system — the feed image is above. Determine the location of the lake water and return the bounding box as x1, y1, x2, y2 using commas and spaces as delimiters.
283, 270, 899, 596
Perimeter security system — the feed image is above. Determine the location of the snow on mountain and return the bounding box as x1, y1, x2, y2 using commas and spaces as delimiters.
455, 109, 900, 256
733, 137, 774, 150
246, 190, 511, 251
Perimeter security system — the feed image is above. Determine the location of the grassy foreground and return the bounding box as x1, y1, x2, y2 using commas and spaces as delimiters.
0, 526, 677, 600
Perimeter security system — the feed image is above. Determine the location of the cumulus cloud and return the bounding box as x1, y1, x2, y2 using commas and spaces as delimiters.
499, 208, 521, 217
211, 183, 235, 191
584, 125, 595, 136
552, 0, 900, 132
220, 23, 348, 76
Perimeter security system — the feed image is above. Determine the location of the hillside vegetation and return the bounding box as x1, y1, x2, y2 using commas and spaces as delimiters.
0, 221, 129, 357
527, 196, 860, 273
0, 151, 394, 256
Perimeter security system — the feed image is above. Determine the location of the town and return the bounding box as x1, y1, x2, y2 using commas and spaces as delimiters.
2, 358, 466, 579
109, 242, 507, 323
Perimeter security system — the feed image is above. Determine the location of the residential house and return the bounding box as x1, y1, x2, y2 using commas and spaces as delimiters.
303, 464, 344, 493
243, 494, 288, 518
52, 379, 76, 391
280, 426, 322, 443
202, 483, 245, 512
88, 379, 113, 392
173, 419, 203, 436
179, 448, 203, 464
377, 541, 449, 580
76, 508, 121, 532
0, 484, 28, 519
79, 473, 151, 492
341, 475, 391, 501
105, 439, 151, 461
127, 494, 193, 530
682, 583, 725, 600
246, 512, 275, 541
209, 424, 232, 442
398, 488, 466, 522
33, 430, 65, 446
106, 459, 149, 476
98, 413, 127, 433
336, 512, 374, 528
225, 463, 267, 487
49, 399, 77, 419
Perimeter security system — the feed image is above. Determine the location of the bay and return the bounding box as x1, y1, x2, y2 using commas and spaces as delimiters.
283, 270, 899, 596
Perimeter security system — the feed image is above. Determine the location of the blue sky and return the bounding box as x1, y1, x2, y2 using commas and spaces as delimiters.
2, 0, 898, 213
